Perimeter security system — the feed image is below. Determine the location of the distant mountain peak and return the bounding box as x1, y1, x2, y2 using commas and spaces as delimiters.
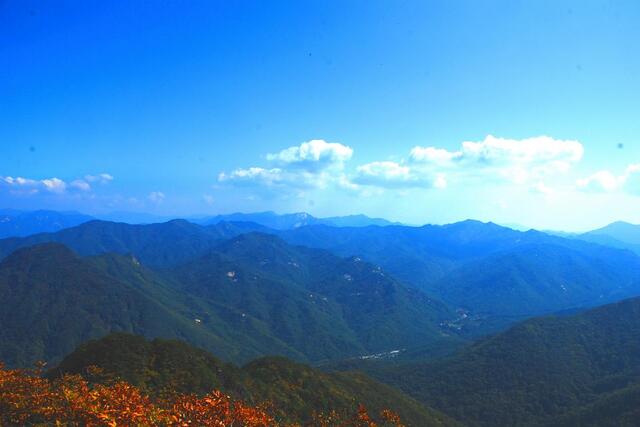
584, 220, 640, 246
200, 211, 397, 229
0, 209, 94, 239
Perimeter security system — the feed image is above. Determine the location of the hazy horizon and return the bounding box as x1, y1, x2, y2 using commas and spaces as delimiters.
3, 206, 635, 233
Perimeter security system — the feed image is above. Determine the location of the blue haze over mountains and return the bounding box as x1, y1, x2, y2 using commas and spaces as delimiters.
4, 208, 640, 424
2, 208, 640, 355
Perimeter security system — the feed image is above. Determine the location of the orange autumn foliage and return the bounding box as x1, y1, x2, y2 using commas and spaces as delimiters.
0, 363, 404, 427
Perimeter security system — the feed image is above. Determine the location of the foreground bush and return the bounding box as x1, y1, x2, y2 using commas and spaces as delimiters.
0, 363, 402, 426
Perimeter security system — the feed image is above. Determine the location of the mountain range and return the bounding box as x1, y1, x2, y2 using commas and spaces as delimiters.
277, 220, 640, 333
1, 215, 640, 353
0, 209, 398, 239
0, 231, 457, 367
2, 209, 640, 424
0, 209, 94, 238
353, 296, 640, 426
200, 211, 398, 229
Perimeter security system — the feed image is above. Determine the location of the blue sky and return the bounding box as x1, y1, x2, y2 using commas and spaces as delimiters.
1, 0, 640, 230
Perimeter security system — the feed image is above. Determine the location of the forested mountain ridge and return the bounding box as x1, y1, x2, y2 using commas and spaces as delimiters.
48, 333, 459, 426
0, 242, 263, 367
278, 220, 640, 290
2, 215, 640, 424
0, 219, 266, 267
0, 234, 459, 368
361, 296, 640, 426
170, 232, 457, 361
435, 242, 640, 317
278, 221, 640, 331
3, 217, 640, 341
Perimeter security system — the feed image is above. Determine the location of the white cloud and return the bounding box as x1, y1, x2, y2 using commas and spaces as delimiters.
409, 146, 460, 165
266, 139, 353, 171
70, 179, 91, 192
218, 140, 355, 196
434, 174, 448, 189
1, 176, 40, 195
219, 167, 334, 190
409, 135, 583, 184
576, 164, 640, 193
219, 167, 286, 187
531, 181, 554, 195
353, 161, 447, 189
411, 135, 583, 165
148, 191, 165, 203
217, 135, 587, 195
576, 170, 623, 192
85, 173, 114, 184
2, 176, 38, 187
2, 176, 66, 194
1, 172, 113, 196
624, 164, 640, 194
356, 161, 411, 183
203, 194, 215, 206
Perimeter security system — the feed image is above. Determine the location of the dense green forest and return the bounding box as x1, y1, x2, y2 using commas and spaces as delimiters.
353, 297, 640, 426
47, 333, 458, 426
3, 216, 640, 425
3, 218, 640, 341
0, 234, 458, 367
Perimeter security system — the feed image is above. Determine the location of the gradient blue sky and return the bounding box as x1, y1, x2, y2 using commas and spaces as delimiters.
1, 0, 640, 230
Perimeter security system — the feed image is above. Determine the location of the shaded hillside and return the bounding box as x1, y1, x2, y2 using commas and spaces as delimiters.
279, 221, 640, 327
280, 221, 640, 288
0, 237, 459, 367
436, 243, 640, 317
0, 243, 241, 367
49, 333, 459, 426
3, 218, 640, 341
545, 382, 640, 427
169, 232, 459, 362
365, 297, 640, 426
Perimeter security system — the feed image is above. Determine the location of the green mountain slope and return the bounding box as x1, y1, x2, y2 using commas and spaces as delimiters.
436, 243, 640, 317
545, 382, 640, 427
3, 218, 639, 357
0, 243, 238, 367
364, 297, 640, 426
0, 235, 459, 367
169, 232, 459, 362
4, 218, 639, 332
49, 333, 459, 427
280, 222, 640, 330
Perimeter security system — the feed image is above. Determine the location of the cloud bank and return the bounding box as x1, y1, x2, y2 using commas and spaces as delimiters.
218, 136, 587, 196
577, 164, 640, 193
1, 173, 114, 196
